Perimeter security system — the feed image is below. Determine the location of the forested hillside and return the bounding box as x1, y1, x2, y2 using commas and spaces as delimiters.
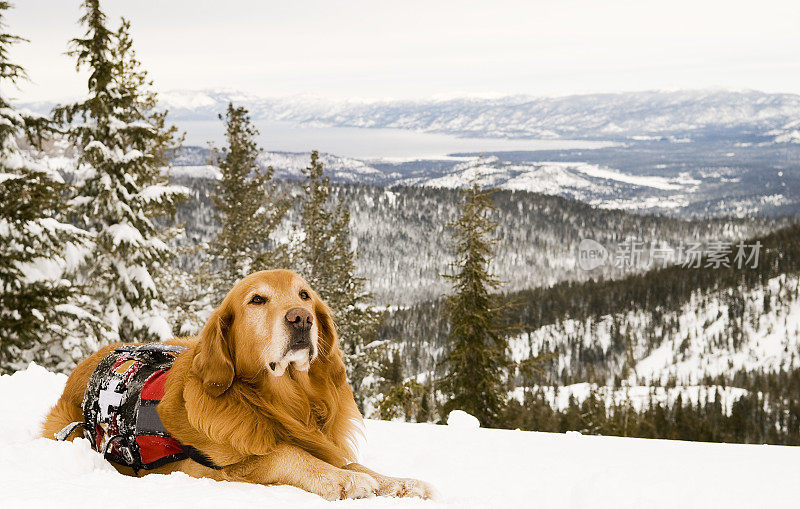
381, 224, 800, 374
170, 176, 787, 305
377, 224, 800, 443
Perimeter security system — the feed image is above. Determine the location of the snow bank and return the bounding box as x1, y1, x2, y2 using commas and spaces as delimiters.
446, 410, 480, 428
2, 364, 800, 508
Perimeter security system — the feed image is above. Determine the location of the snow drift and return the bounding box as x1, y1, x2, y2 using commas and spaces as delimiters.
2, 364, 800, 508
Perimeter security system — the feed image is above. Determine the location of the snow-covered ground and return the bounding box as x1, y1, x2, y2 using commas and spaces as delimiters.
3, 364, 800, 508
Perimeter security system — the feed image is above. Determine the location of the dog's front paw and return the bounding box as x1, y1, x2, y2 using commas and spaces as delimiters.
379, 477, 438, 500
317, 470, 379, 501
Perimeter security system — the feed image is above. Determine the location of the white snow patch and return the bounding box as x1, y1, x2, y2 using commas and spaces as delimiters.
167, 165, 222, 180
571, 164, 685, 190
107, 223, 145, 246
446, 410, 481, 428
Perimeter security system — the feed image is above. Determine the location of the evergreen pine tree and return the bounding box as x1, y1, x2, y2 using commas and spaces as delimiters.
208, 103, 290, 303
0, 1, 96, 372
294, 150, 382, 411
440, 179, 510, 428
53, 0, 185, 344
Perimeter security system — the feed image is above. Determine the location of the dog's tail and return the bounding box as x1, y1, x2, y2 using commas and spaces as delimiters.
42, 396, 84, 441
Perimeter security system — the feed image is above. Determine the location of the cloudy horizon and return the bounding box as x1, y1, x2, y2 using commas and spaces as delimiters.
3, 0, 800, 103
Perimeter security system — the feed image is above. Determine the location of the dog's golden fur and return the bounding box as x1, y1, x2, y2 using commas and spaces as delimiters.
42, 270, 434, 500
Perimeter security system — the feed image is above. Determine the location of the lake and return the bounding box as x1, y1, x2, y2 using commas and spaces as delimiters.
175, 120, 617, 161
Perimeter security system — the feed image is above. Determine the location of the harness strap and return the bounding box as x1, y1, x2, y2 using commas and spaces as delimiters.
54, 421, 221, 470
101, 435, 140, 473
54, 421, 85, 441
183, 445, 223, 470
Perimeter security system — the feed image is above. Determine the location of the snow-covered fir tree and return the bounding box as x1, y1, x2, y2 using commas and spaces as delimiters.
0, 1, 98, 373
293, 150, 383, 412
440, 180, 510, 428
53, 0, 185, 344
208, 103, 290, 304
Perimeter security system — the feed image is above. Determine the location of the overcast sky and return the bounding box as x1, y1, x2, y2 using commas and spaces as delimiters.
5, 0, 800, 102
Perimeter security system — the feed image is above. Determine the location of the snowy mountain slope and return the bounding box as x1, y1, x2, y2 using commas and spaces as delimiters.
22, 89, 800, 142
512, 274, 800, 387
472, 274, 800, 414
4, 364, 800, 509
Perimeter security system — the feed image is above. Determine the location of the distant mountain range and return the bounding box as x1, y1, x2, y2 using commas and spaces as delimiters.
20, 88, 800, 142
23, 88, 800, 218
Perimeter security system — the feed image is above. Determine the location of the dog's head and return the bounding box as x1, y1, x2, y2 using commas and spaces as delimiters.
191, 269, 339, 396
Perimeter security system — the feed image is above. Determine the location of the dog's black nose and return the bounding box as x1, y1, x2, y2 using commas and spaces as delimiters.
285, 307, 313, 331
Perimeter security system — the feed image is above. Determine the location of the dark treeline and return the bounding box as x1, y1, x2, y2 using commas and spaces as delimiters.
505, 223, 800, 330
507, 366, 800, 445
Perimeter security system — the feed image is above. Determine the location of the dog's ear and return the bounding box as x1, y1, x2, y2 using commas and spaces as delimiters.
313, 296, 339, 359
192, 303, 235, 397
313, 295, 349, 384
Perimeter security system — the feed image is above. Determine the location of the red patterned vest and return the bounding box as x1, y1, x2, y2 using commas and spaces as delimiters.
56, 343, 219, 472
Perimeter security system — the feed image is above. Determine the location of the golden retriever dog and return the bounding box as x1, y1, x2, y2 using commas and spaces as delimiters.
43, 270, 435, 500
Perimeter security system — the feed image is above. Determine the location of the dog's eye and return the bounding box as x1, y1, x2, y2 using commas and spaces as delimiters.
249, 294, 267, 305
299, 290, 310, 301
